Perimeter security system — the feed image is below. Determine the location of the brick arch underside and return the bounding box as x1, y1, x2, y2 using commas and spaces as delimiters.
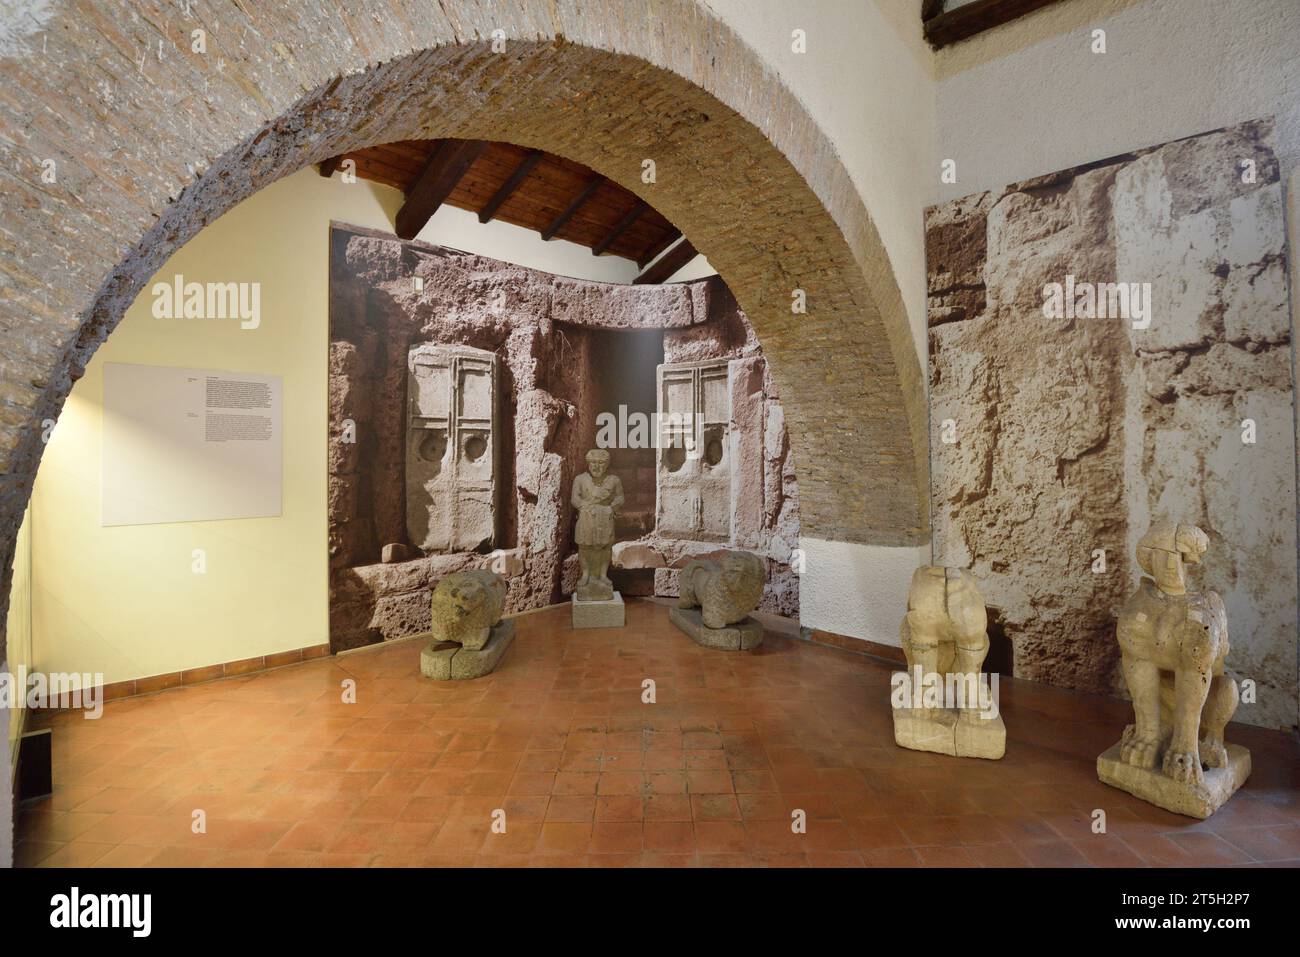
0, 2, 929, 665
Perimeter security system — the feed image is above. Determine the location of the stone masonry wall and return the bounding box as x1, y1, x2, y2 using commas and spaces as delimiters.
927, 119, 1297, 730
329, 226, 798, 650
631, 284, 801, 618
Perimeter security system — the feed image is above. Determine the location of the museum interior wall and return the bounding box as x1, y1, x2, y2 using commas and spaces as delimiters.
1, 0, 950, 866
4, 507, 29, 776
0, 2, 943, 771
24, 172, 401, 686
704, 0, 939, 643
934, 0, 1300, 206
328, 226, 799, 650
4, 2, 1297, 784
21, 165, 785, 686
4, 507, 28, 841
927, 120, 1297, 731
25, 167, 669, 687
932, 0, 1300, 731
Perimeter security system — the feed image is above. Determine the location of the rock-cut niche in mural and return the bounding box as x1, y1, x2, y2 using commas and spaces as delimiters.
926, 118, 1296, 731
328, 224, 800, 652
405, 344, 499, 553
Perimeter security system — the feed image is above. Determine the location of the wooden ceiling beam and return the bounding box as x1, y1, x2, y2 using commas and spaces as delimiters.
591, 200, 647, 256
318, 155, 342, 178
478, 149, 543, 224
636, 227, 683, 270
634, 238, 697, 285
395, 138, 488, 240
541, 176, 604, 241
923, 0, 1066, 48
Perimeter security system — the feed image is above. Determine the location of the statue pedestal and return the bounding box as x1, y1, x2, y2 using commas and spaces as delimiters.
1097, 741, 1251, 819
420, 619, 515, 680
891, 695, 1005, 760
669, 607, 763, 651
572, 592, 625, 629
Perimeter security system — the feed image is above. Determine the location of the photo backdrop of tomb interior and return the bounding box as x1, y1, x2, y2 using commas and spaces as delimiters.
328, 225, 799, 650
926, 118, 1297, 731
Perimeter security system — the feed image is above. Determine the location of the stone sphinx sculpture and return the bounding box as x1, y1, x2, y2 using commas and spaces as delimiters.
420, 569, 515, 680
669, 550, 766, 650
570, 448, 626, 627
890, 566, 1004, 759
1097, 521, 1250, 818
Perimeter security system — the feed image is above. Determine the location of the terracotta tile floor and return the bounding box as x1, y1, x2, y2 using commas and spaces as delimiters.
16, 599, 1300, 867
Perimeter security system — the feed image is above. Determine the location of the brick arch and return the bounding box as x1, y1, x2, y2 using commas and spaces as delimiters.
0, 1, 928, 643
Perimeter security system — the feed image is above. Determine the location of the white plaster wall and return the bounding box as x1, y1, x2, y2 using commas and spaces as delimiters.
798, 539, 930, 647
707, 0, 938, 639
414, 202, 639, 283
935, 0, 1300, 203
644, 245, 716, 284
664, 254, 717, 282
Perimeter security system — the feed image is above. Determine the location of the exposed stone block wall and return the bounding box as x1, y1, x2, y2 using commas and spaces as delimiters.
927, 119, 1297, 730
631, 283, 802, 618
329, 226, 797, 649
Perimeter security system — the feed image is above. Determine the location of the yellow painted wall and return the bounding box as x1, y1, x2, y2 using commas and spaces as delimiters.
5, 505, 31, 777
30, 170, 402, 685
28, 164, 640, 686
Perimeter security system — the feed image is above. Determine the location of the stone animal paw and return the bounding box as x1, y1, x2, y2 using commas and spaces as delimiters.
1120, 731, 1159, 770
1199, 736, 1228, 769
1162, 749, 1204, 785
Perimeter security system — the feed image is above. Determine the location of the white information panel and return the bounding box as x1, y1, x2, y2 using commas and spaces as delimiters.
102, 362, 283, 526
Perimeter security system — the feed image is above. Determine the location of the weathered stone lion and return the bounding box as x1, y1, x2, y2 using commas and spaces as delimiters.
1116, 521, 1236, 785
430, 569, 507, 650
677, 551, 765, 629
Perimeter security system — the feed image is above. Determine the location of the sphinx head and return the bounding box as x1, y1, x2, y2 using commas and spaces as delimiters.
1136, 521, 1210, 596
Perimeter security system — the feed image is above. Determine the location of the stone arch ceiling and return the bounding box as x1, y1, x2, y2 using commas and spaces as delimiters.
0, 1, 929, 653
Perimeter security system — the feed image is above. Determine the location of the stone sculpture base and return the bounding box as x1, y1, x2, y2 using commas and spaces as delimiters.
1097, 741, 1251, 819
572, 592, 625, 629
669, 607, 764, 651
891, 701, 1006, 760
420, 620, 515, 680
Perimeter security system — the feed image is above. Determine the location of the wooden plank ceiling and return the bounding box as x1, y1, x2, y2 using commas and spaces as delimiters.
322, 140, 689, 282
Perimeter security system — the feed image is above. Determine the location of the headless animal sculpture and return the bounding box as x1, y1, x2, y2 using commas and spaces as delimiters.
899, 566, 989, 718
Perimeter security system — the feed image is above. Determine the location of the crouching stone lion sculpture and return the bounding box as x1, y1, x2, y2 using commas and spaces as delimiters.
420, 569, 514, 680
669, 550, 765, 651
1097, 521, 1251, 818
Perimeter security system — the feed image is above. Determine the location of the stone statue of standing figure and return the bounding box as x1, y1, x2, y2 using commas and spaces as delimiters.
571, 448, 624, 602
